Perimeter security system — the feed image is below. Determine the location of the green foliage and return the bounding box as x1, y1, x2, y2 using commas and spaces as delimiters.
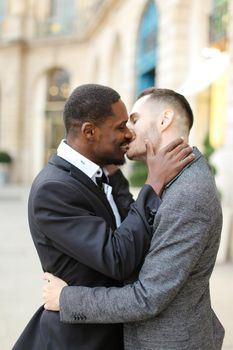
0, 151, 12, 163
129, 161, 147, 187
203, 134, 216, 175
203, 134, 222, 199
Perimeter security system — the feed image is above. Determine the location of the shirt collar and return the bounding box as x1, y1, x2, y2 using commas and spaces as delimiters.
57, 139, 104, 180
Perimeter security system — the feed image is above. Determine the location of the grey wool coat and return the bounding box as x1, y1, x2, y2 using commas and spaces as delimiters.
59, 147, 225, 350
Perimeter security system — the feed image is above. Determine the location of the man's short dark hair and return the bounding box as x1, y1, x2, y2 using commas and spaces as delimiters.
64, 84, 121, 134
138, 87, 194, 130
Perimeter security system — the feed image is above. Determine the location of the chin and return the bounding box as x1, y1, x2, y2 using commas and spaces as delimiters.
127, 144, 146, 161
126, 153, 134, 161
111, 157, 126, 166
126, 149, 135, 160
126, 151, 143, 161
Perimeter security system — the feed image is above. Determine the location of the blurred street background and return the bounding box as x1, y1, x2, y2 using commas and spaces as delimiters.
1, 0, 233, 349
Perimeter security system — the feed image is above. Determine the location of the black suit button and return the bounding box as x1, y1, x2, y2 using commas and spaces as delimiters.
148, 208, 157, 225
150, 208, 157, 215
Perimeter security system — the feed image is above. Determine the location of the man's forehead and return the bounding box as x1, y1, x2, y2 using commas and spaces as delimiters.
130, 95, 151, 116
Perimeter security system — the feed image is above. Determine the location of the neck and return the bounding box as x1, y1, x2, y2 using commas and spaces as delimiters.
157, 131, 189, 152
66, 136, 95, 163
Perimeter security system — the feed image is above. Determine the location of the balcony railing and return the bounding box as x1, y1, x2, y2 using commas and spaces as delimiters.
35, 17, 77, 38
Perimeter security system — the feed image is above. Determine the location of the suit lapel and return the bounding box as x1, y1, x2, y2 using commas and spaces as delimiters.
49, 154, 117, 228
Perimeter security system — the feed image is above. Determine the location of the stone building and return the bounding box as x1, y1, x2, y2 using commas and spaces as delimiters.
0, 0, 232, 257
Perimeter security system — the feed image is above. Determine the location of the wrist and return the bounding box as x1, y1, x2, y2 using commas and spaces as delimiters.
145, 177, 164, 197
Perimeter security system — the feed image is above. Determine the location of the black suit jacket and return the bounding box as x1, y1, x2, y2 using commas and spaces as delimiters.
13, 155, 160, 350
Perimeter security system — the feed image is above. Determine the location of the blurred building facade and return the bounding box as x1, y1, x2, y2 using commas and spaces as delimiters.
0, 0, 233, 258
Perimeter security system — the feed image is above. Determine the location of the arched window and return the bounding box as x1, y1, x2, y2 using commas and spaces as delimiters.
50, 0, 75, 34
44, 68, 70, 162
136, 0, 158, 97
37, 0, 76, 37
47, 68, 69, 102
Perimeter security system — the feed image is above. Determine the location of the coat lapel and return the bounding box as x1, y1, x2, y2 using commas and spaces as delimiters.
49, 154, 117, 228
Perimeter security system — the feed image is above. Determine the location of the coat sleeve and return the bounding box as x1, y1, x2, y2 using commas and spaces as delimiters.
59, 195, 220, 324
32, 180, 161, 281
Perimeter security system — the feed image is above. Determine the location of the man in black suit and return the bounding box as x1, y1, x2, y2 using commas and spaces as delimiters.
13, 84, 193, 350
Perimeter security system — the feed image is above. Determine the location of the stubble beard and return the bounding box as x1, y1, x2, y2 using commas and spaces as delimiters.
103, 156, 126, 166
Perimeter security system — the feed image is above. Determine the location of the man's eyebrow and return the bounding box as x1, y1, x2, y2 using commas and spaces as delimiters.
119, 120, 127, 126
116, 119, 128, 127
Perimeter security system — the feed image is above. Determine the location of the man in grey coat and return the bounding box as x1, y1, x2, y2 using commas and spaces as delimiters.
43, 88, 225, 350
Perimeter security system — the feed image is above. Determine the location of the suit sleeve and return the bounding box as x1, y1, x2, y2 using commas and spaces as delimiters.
32, 180, 161, 281
59, 196, 219, 324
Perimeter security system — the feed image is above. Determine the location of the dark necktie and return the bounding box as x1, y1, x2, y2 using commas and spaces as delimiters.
96, 171, 109, 190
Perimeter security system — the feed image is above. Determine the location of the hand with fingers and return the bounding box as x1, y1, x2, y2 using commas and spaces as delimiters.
145, 137, 195, 196
43, 272, 68, 311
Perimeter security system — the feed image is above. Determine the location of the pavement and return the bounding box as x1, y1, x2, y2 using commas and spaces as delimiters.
0, 186, 232, 350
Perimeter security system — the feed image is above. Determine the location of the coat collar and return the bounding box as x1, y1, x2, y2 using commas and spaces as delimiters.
165, 147, 202, 189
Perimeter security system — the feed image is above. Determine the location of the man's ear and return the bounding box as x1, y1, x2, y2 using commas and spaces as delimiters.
81, 122, 97, 141
158, 109, 174, 132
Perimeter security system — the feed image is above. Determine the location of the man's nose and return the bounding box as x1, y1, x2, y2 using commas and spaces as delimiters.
125, 126, 133, 140
126, 120, 131, 129
126, 121, 135, 140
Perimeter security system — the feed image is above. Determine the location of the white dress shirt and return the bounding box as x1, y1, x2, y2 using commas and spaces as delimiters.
57, 140, 122, 227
